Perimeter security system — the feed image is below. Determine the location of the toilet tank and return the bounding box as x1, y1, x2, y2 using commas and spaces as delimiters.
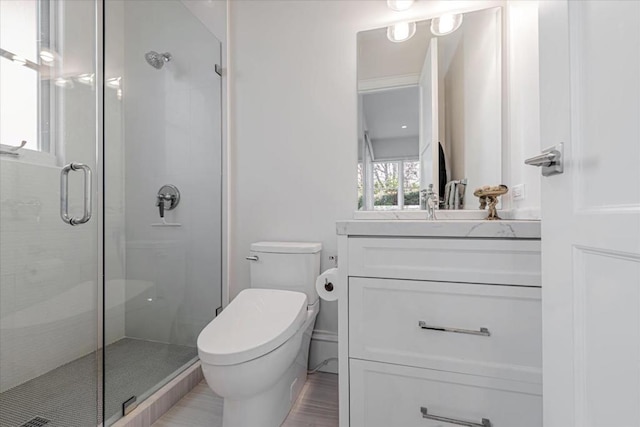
249, 242, 322, 305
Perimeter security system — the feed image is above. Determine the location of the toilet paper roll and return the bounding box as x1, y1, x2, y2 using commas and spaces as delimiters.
315, 268, 339, 302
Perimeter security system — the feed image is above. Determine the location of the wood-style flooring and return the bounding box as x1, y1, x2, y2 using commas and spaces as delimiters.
152, 372, 339, 427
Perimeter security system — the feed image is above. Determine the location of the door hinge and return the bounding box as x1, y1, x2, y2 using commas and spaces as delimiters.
215, 306, 223, 316
123, 396, 137, 416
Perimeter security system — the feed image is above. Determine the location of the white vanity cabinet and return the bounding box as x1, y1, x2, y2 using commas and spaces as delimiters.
336, 221, 542, 427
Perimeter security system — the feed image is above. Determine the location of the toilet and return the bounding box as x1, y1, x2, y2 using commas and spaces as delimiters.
197, 241, 322, 427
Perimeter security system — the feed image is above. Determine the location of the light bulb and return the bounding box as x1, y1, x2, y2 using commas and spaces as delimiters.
106, 77, 121, 89
54, 78, 73, 88
438, 14, 455, 33
386, 0, 414, 12
387, 21, 417, 43
430, 13, 463, 36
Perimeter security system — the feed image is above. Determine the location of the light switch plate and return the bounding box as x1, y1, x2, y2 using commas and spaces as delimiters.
328, 254, 338, 267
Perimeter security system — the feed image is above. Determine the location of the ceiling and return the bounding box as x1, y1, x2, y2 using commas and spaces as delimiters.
358, 20, 431, 82
362, 85, 419, 143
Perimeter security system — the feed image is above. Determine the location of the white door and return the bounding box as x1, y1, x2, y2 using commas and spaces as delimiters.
418, 37, 438, 193
538, 1, 640, 427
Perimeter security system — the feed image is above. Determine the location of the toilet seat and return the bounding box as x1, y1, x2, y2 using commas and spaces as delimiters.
198, 288, 308, 366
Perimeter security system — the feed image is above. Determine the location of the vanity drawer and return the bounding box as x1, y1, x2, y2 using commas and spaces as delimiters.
349, 359, 542, 427
348, 237, 541, 286
349, 278, 542, 383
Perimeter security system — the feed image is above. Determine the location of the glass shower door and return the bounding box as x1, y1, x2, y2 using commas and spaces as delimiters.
0, 1, 102, 426
103, 0, 223, 424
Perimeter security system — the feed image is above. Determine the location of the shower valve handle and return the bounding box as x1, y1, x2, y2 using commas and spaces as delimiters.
156, 185, 180, 219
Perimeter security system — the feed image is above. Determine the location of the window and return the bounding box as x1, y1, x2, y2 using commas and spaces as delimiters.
358, 160, 421, 210
373, 161, 400, 208
0, 0, 51, 153
403, 160, 420, 207
357, 163, 364, 209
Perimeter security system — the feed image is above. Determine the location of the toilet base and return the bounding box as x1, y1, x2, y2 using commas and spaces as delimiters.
222, 363, 306, 427
221, 319, 313, 427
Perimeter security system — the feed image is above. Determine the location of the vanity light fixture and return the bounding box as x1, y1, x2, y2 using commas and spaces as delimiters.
54, 77, 73, 89
401, 125, 408, 129
387, 21, 417, 43
386, 0, 414, 12
430, 13, 463, 36
76, 73, 95, 85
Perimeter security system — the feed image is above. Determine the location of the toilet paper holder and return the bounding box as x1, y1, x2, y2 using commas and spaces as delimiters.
316, 267, 339, 302
324, 278, 334, 292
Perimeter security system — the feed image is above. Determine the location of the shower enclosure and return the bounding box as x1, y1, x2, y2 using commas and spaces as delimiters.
0, 0, 223, 425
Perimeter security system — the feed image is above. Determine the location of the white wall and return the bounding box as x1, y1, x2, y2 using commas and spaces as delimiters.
463, 8, 502, 194
443, 37, 465, 181
229, 0, 526, 371
439, 7, 503, 193
506, 1, 541, 217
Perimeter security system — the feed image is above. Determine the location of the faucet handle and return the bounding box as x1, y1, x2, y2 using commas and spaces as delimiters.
156, 185, 180, 219
426, 184, 438, 203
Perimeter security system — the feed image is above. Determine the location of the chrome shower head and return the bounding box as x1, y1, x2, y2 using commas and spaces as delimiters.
144, 51, 172, 69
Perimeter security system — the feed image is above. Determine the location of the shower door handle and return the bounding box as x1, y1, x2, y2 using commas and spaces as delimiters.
60, 163, 92, 226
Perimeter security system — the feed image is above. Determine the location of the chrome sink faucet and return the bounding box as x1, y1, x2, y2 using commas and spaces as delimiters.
423, 184, 439, 220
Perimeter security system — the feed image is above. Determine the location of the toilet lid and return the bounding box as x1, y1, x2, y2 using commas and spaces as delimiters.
198, 288, 308, 366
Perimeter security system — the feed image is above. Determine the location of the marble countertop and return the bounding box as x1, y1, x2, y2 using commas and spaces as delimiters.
336, 219, 541, 239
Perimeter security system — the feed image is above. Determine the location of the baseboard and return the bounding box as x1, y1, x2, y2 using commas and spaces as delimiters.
110, 361, 203, 427
309, 329, 338, 374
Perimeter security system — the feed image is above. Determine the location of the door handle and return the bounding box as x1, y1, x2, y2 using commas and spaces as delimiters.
60, 163, 92, 226
525, 143, 563, 176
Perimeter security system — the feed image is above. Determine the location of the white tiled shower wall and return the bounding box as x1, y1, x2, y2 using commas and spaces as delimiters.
117, 0, 223, 347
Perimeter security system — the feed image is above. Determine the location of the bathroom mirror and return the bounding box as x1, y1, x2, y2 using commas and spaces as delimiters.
357, 7, 502, 210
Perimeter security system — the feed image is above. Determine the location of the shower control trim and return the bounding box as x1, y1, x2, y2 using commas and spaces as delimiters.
156, 184, 180, 218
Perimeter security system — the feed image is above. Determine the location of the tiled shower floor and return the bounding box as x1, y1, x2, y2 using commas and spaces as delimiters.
0, 338, 197, 427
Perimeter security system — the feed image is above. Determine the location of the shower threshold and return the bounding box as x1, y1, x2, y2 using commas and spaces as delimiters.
0, 338, 197, 427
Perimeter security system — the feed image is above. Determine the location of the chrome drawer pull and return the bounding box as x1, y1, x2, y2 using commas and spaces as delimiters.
421, 407, 492, 427
418, 321, 491, 337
